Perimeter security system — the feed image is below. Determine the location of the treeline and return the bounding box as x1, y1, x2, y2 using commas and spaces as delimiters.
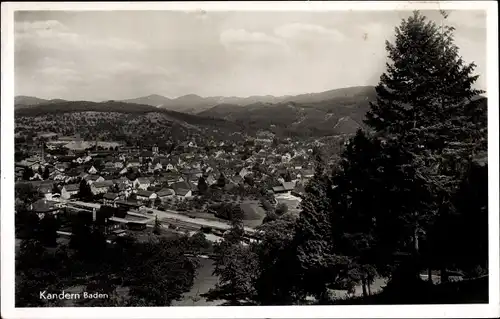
204, 11, 488, 305
15, 207, 213, 307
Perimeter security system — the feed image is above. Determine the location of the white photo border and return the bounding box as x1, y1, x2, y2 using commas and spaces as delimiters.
1, 1, 498, 318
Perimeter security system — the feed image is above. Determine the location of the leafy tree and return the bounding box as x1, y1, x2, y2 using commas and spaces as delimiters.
253, 214, 302, 304
51, 183, 60, 195
216, 173, 227, 188
22, 167, 34, 181
275, 203, 288, 216
293, 163, 350, 302
38, 214, 60, 247
127, 237, 198, 306
153, 215, 162, 235
16, 239, 70, 307
197, 176, 208, 194
204, 241, 259, 305
42, 166, 50, 180
260, 198, 274, 212
15, 183, 36, 204
69, 213, 95, 260
78, 179, 93, 201
188, 230, 212, 252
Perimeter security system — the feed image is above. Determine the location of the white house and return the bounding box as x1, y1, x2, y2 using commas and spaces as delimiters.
85, 174, 105, 185
136, 190, 157, 202
133, 177, 151, 190
61, 184, 79, 199
157, 188, 175, 202
88, 165, 98, 174
91, 181, 114, 195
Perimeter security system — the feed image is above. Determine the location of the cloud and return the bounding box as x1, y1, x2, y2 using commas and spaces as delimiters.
15, 19, 145, 52
220, 28, 286, 48
274, 23, 346, 42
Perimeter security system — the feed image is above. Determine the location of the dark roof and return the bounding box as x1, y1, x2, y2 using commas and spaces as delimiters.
92, 180, 114, 188
272, 186, 286, 193
103, 193, 119, 200
170, 181, 189, 190
157, 189, 175, 197
136, 190, 155, 197
116, 199, 141, 208
282, 182, 295, 191
86, 174, 102, 181
175, 188, 191, 196
38, 184, 53, 194
63, 184, 79, 192
31, 199, 59, 213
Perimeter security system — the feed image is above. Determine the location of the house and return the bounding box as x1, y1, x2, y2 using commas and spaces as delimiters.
298, 169, 314, 181
164, 172, 183, 184
204, 173, 216, 186
104, 162, 115, 170
133, 177, 151, 190
136, 190, 157, 202
116, 199, 144, 211
61, 184, 80, 199
103, 193, 120, 207
139, 151, 154, 162
171, 182, 192, 200
88, 165, 98, 174
163, 160, 177, 171
157, 188, 175, 202
84, 174, 105, 185
91, 180, 114, 195
272, 181, 296, 194
30, 199, 61, 219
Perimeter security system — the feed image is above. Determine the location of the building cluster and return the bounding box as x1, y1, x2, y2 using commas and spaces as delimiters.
15, 132, 320, 234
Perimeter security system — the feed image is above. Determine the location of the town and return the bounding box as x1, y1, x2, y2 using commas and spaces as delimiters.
15, 129, 328, 247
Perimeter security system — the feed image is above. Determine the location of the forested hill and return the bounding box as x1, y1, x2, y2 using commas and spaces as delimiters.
14, 93, 487, 139
14, 100, 236, 128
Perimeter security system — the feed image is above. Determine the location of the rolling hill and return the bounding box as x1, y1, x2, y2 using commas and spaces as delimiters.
119, 86, 376, 114
14, 96, 68, 109
14, 100, 240, 131
14, 86, 378, 137
198, 86, 378, 136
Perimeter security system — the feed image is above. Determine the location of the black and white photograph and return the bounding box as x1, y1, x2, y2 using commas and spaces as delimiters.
1, 1, 499, 318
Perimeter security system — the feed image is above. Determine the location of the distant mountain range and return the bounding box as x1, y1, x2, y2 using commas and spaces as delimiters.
15, 96, 68, 109
119, 86, 376, 114
14, 86, 486, 138
15, 86, 377, 136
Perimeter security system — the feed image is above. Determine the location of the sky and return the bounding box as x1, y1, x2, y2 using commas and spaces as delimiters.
14, 10, 487, 101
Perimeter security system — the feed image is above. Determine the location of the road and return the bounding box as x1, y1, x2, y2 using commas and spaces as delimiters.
68, 200, 256, 233
148, 207, 256, 233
